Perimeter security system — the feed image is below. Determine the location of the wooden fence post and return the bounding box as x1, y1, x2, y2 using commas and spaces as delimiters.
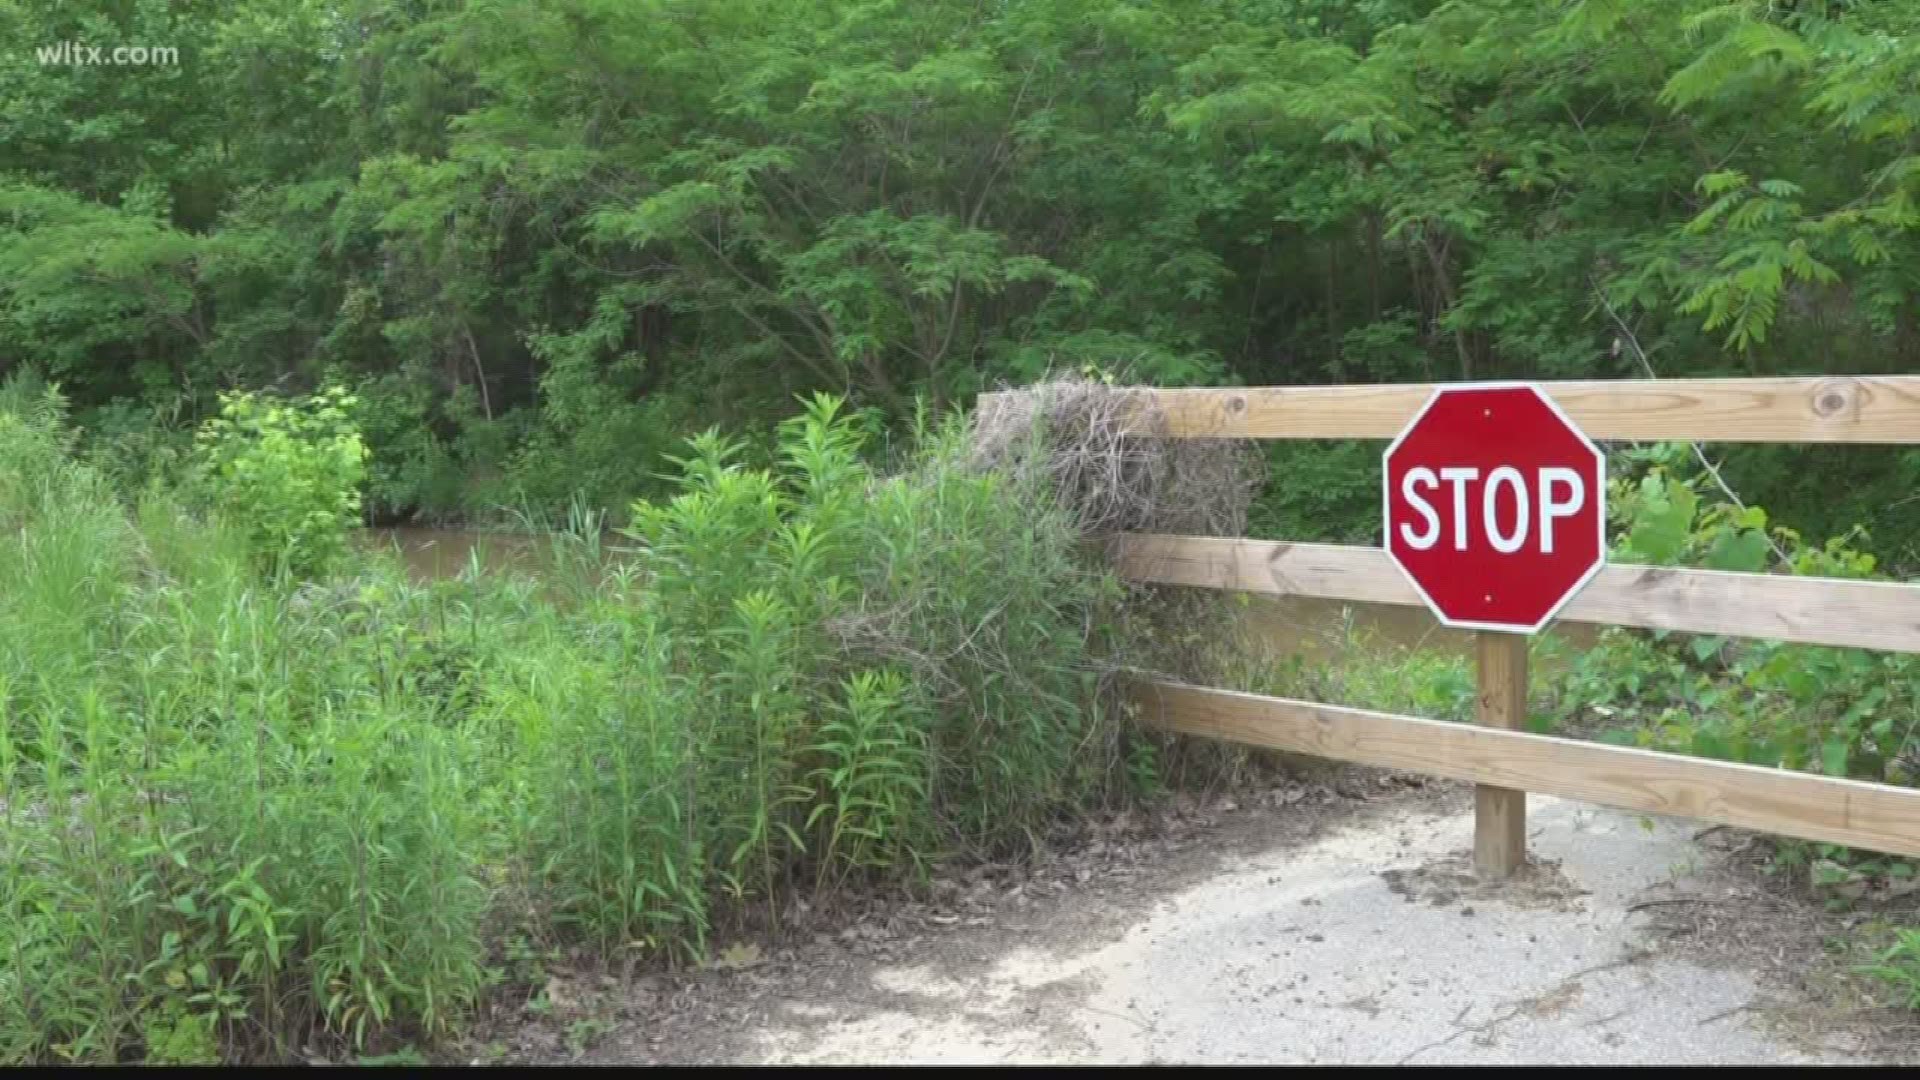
1474, 632, 1528, 878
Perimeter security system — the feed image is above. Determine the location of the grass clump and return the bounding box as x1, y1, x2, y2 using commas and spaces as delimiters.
0, 388, 501, 1060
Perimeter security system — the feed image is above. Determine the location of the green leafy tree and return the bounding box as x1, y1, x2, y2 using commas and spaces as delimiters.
8, 0, 1920, 555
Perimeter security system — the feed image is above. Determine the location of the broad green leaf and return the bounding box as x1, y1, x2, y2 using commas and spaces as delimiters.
1822, 739, 1850, 778
1705, 529, 1770, 572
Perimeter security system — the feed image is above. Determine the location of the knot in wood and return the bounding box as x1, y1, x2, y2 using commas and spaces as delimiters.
1812, 379, 1856, 418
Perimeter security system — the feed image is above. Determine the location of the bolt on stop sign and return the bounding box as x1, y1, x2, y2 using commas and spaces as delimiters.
1383, 384, 1606, 633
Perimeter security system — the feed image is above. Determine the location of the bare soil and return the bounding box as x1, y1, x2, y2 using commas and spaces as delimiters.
460, 766, 1920, 1065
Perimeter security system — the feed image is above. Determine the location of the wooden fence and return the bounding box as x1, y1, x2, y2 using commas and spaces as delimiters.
983, 376, 1920, 876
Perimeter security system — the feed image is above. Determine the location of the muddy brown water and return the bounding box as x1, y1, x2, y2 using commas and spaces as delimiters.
365, 526, 555, 579
366, 528, 1599, 661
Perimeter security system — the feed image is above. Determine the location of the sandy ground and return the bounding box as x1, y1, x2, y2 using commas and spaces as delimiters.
489, 776, 1918, 1066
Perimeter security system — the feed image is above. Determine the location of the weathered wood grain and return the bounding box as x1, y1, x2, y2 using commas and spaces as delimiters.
1138, 681, 1920, 859
1112, 534, 1920, 653
1474, 633, 1528, 878
983, 377, 1920, 442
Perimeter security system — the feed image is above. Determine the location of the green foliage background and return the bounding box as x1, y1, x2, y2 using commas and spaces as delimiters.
8, 0, 1920, 557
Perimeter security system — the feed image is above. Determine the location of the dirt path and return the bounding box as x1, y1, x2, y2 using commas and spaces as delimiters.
490, 776, 1916, 1065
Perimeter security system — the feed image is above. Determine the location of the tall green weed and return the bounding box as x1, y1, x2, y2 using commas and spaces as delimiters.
0, 379, 1150, 1060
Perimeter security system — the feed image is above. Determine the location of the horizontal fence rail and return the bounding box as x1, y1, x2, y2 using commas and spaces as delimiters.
984, 375, 1920, 443
1114, 534, 1920, 654
1139, 682, 1920, 860
981, 374, 1920, 869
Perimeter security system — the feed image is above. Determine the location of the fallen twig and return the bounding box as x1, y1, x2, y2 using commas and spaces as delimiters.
1698, 1003, 1756, 1026
1584, 1009, 1632, 1028
1628, 896, 1729, 913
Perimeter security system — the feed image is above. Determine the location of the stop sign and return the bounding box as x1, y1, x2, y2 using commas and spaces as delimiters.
1383, 384, 1606, 633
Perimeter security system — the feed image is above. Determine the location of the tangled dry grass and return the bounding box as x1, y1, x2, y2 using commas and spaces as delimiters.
967, 377, 1265, 540
966, 378, 1272, 772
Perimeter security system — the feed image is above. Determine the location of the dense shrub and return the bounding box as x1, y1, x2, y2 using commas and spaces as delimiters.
515, 394, 1136, 954
0, 381, 1142, 1062
1246, 440, 1381, 545
190, 386, 369, 577
1552, 443, 1916, 788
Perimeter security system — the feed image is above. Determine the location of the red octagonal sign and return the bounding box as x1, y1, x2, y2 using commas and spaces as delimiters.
1383, 384, 1606, 634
